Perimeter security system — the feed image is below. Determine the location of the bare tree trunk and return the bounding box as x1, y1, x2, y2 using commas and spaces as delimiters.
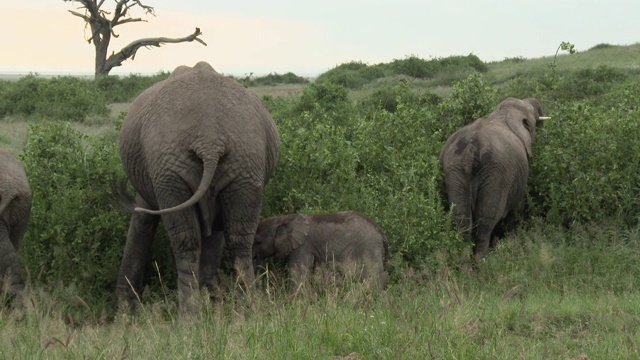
64, 0, 206, 78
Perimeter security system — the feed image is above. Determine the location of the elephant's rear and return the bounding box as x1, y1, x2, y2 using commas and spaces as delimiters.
439, 121, 484, 233
351, 212, 389, 289
120, 61, 280, 207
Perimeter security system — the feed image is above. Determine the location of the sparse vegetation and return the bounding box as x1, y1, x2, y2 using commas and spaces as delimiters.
1, 43, 640, 358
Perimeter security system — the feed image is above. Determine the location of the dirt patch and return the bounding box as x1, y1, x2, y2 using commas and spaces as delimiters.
248, 84, 304, 98
108, 103, 131, 118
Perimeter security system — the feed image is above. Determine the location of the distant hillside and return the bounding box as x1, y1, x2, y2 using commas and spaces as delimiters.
484, 42, 640, 87
313, 42, 640, 98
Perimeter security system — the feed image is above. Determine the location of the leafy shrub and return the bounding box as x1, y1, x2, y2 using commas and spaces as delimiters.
315, 55, 489, 90
95, 71, 170, 103
588, 43, 617, 51
502, 56, 527, 63
389, 55, 436, 79
0, 75, 109, 121
436, 72, 498, 139
295, 81, 353, 125
437, 54, 488, 73
554, 65, 628, 103
19, 122, 174, 305
315, 61, 388, 89
264, 92, 462, 272
528, 94, 640, 226
361, 79, 441, 113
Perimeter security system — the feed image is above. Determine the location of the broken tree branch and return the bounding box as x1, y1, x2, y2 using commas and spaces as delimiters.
102, 27, 207, 74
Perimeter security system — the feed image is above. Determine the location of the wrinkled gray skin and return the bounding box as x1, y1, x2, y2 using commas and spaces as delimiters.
253, 212, 390, 289
117, 61, 280, 312
439, 97, 545, 257
0, 149, 31, 298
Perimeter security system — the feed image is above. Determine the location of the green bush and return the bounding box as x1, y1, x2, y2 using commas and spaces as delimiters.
554, 65, 628, 104
361, 79, 441, 113
588, 43, 618, 51
19, 122, 174, 305
0, 75, 109, 121
95, 72, 170, 103
437, 54, 488, 73
528, 94, 640, 226
315, 61, 388, 89
315, 55, 489, 90
436, 72, 498, 139
264, 92, 462, 271
295, 81, 353, 125
234, 72, 308, 87
389, 55, 436, 79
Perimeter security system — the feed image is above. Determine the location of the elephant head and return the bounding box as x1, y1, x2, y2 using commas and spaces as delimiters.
487, 97, 547, 159
253, 214, 310, 259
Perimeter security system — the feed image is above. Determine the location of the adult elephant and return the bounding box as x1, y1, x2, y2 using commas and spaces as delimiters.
0, 149, 31, 299
116, 61, 280, 312
439, 97, 547, 257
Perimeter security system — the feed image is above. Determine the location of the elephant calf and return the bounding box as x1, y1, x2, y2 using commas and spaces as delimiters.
0, 149, 31, 299
253, 211, 390, 289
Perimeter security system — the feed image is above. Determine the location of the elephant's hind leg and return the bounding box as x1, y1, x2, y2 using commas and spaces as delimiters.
218, 181, 265, 292
474, 216, 498, 257
200, 229, 224, 301
162, 207, 203, 313
116, 196, 160, 311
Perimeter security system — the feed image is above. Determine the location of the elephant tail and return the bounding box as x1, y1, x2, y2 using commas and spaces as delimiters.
134, 158, 217, 215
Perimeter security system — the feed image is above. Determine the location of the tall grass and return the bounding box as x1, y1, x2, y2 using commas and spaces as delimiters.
2, 223, 639, 359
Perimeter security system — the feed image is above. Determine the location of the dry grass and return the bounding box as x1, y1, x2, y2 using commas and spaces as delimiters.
247, 84, 305, 98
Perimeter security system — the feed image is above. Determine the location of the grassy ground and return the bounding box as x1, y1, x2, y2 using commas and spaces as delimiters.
1, 222, 639, 359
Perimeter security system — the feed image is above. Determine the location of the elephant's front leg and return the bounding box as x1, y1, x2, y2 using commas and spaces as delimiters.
200, 230, 224, 301
287, 247, 314, 288
116, 199, 160, 311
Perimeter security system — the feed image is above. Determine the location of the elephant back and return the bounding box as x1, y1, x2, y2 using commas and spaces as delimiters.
121, 61, 279, 178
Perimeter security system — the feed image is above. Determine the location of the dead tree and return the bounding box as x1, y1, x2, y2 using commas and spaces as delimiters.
64, 0, 207, 77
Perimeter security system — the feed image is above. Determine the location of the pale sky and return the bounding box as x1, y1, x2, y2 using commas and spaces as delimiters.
1, 0, 639, 77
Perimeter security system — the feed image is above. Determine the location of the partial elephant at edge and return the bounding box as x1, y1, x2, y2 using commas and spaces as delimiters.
0, 148, 32, 302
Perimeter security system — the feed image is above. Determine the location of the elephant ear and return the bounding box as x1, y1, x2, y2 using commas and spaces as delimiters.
524, 98, 545, 128
503, 99, 538, 159
274, 214, 310, 258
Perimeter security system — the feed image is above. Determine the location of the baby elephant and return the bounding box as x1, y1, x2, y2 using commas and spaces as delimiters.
253, 211, 389, 289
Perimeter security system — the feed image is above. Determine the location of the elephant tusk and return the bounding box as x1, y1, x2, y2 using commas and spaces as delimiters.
539, 116, 551, 120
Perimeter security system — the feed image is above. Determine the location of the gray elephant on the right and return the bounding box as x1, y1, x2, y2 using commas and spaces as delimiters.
253, 212, 389, 289
439, 97, 548, 257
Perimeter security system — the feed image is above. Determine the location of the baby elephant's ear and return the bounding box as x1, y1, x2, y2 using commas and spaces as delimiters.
275, 214, 310, 257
